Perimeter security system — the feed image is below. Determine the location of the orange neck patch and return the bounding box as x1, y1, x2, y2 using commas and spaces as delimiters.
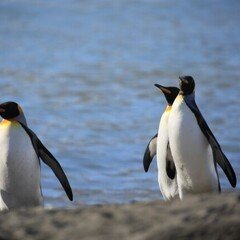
165, 105, 172, 112
0, 119, 19, 128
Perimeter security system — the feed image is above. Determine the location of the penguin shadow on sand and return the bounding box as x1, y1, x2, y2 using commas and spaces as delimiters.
143, 76, 237, 200
0, 102, 73, 211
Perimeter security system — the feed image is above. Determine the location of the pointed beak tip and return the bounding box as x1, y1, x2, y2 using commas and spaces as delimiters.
154, 84, 172, 94
154, 84, 164, 89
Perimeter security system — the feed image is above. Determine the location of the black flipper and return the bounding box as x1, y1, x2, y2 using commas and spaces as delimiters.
19, 122, 73, 201
166, 143, 176, 180
184, 94, 237, 187
143, 133, 158, 172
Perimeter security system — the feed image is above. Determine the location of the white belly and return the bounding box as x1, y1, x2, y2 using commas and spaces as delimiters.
0, 121, 43, 210
168, 96, 219, 199
157, 110, 178, 200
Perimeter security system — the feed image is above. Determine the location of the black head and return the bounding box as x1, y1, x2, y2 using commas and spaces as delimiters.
0, 102, 21, 119
179, 76, 195, 95
155, 84, 180, 105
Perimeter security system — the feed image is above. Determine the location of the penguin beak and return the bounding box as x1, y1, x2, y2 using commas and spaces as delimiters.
0, 108, 5, 113
154, 84, 171, 94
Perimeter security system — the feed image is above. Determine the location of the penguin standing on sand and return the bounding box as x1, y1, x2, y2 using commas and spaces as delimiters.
0, 102, 73, 210
143, 85, 179, 200
168, 76, 236, 199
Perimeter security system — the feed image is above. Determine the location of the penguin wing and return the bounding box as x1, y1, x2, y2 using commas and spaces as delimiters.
166, 143, 176, 180
19, 122, 73, 201
184, 95, 237, 187
143, 133, 158, 172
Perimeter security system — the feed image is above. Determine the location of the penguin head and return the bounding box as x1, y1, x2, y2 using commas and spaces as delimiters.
179, 76, 195, 95
155, 84, 180, 105
0, 102, 22, 120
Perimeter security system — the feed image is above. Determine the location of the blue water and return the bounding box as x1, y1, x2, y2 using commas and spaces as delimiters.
0, 0, 239, 207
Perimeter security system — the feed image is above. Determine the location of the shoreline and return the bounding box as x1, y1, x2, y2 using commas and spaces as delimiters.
0, 193, 239, 240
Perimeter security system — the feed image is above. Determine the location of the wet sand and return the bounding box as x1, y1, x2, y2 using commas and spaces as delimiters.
0, 193, 239, 240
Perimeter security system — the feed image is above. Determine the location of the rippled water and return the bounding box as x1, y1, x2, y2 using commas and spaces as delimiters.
0, 0, 239, 207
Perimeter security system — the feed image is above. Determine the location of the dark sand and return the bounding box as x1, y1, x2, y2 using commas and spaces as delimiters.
0, 193, 239, 240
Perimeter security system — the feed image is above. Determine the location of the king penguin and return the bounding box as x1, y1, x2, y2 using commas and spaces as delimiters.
143, 85, 179, 200
0, 101, 73, 210
168, 76, 236, 199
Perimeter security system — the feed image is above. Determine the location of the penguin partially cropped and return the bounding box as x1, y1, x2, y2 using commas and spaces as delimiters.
168, 76, 236, 199
0, 102, 73, 210
143, 85, 179, 200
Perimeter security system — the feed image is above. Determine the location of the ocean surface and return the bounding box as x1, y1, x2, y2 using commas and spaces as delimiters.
0, 0, 239, 208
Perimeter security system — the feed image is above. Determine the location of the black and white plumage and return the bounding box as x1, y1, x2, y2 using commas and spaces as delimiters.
143, 85, 179, 200
168, 76, 236, 199
0, 102, 73, 210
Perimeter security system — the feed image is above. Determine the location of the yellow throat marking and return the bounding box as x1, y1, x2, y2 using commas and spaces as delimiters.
165, 105, 172, 112
0, 119, 20, 128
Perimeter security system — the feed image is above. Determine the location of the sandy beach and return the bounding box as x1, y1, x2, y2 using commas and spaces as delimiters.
0, 193, 239, 240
